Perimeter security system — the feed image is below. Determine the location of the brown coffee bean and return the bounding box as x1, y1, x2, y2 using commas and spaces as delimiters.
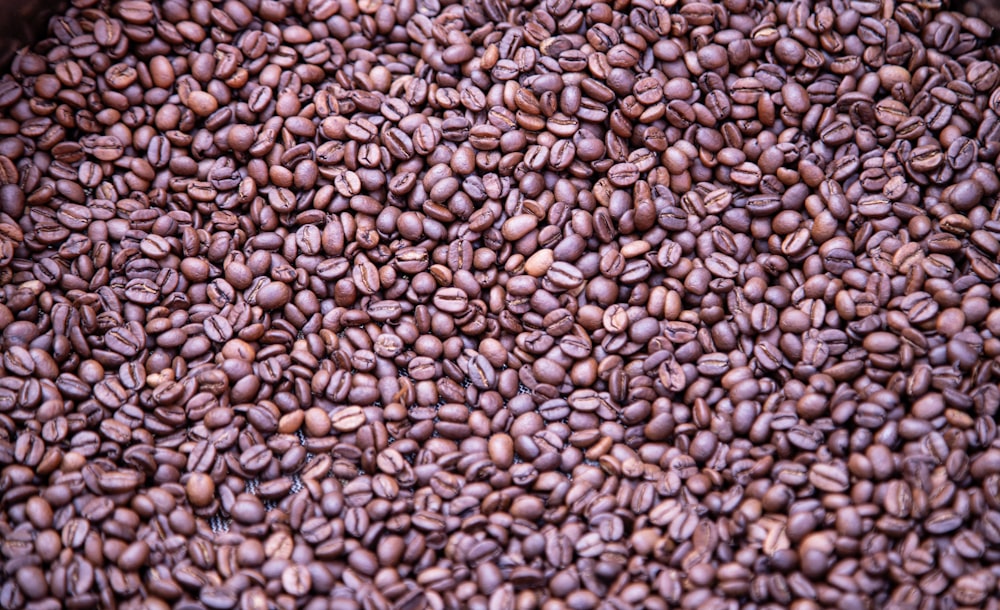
186, 473, 215, 508
809, 462, 850, 493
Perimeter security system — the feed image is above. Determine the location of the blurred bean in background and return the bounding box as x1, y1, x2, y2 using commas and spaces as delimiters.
0, 1, 69, 71
957, 0, 1000, 29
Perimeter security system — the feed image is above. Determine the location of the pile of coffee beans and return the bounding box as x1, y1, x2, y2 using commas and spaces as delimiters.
3, 0, 1000, 608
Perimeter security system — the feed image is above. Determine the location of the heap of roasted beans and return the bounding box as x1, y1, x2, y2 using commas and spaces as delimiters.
2, 0, 1000, 609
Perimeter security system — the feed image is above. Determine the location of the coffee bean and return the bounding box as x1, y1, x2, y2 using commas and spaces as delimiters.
117, 541, 150, 571
255, 281, 292, 310
186, 473, 215, 508
282, 565, 312, 596
432, 287, 469, 314
809, 462, 851, 493
15, 566, 46, 600
200, 586, 238, 609
925, 510, 963, 534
